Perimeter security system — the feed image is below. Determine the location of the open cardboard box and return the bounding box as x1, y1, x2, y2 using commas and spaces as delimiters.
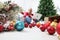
32, 13, 42, 20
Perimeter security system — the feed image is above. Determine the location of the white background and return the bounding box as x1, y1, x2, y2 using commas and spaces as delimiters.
0, 0, 60, 40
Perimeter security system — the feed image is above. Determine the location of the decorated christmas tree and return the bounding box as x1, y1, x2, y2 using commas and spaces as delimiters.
37, 0, 57, 20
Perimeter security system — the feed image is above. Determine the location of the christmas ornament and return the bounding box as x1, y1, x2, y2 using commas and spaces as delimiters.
10, 20, 16, 25
23, 12, 29, 17
31, 22, 36, 27
3, 21, 10, 31
36, 22, 40, 28
25, 16, 32, 24
47, 26, 55, 35
29, 24, 32, 28
24, 22, 28, 28
0, 24, 4, 32
15, 21, 24, 31
56, 22, 60, 35
44, 21, 51, 29
50, 20, 57, 29
40, 24, 46, 32
7, 23, 14, 31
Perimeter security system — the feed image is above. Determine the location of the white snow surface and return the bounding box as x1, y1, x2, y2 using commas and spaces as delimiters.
0, 27, 58, 40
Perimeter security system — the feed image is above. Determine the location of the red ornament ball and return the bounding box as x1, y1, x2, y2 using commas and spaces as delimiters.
36, 22, 40, 28
44, 21, 51, 29
29, 24, 32, 28
31, 22, 36, 27
56, 22, 60, 35
7, 23, 14, 31
0, 24, 4, 32
47, 26, 55, 35
40, 24, 46, 32
24, 22, 28, 28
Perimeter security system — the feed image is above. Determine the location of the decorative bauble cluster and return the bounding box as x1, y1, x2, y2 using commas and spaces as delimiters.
0, 20, 24, 32
24, 22, 36, 28
39, 21, 56, 35
38, 20, 60, 35
24, 19, 60, 35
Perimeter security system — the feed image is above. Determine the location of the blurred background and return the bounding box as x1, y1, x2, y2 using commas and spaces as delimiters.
0, 0, 60, 15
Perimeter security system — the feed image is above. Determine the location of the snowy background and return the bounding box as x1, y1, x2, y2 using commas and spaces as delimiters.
0, 0, 60, 40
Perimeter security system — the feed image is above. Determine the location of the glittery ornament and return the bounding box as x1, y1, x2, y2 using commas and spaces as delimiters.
25, 16, 32, 24
47, 26, 55, 35
7, 23, 15, 31
24, 22, 28, 28
15, 21, 24, 31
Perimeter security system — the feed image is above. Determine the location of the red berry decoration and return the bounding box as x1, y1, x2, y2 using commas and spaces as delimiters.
8, 23, 14, 31
29, 24, 32, 28
24, 22, 28, 28
56, 22, 60, 35
0, 24, 4, 32
47, 26, 55, 35
36, 22, 40, 28
40, 24, 46, 32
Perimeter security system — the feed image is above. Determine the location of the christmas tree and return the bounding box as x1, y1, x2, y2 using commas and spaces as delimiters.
37, 0, 57, 20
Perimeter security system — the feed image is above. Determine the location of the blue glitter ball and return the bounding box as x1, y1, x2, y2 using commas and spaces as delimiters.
15, 21, 24, 31
25, 16, 32, 24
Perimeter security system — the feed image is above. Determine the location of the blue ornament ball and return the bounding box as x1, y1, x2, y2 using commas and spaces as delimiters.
25, 16, 32, 24
15, 21, 24, 31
